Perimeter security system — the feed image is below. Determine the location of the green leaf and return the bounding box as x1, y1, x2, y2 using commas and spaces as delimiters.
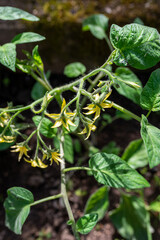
140, 69, 160, 111
32, 116, 57, 138
69, 117, 79, 132
76, 213, 98, 235
4, 187, 34, 234
0, 7, 39, 21
102, 141, 121, 155
114, 67, 142, 104
64, 134, 74, 164
53, 135, 74, 163
149, 195, 160, 212
11, 32, 45, 45
16, 59, 31, 74
64, 62, 86, 78
53, 136, 60, 150
85, 186, 109, 221
0, 43, 16, 71
89, 152, 150, 189
110, 23, 160, 69
110, 194, 152, 240
73, 139, 81, 153
133, 17, 144, 25
141, 115, 160, 168
82, 14, 109, 40
122, 139, 148, 169
115, 110, 132, 120
31, 82, 47, 100
89, 146, 100, 158
32, 45, 44, 71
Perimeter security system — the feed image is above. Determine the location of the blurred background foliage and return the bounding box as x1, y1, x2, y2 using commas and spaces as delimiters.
1, 0, 160, 73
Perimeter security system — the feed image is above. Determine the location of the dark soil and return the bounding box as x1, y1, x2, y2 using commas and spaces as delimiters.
0, 70, 160, 240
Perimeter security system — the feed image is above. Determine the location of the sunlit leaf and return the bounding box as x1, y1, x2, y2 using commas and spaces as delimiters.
89, 152, 150, 189
115, 67, 142, 104
0, 7, 39, 21
149, 195, 160, 212
0, 43, 16, 71
110, 23, 160, 69
11, 32, 45, 45
122, 139, 148, 169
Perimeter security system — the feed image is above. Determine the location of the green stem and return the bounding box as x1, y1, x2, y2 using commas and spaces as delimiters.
41, 71, 53, 91
0, 80, 81, 113
104, 35, 114, 52
76, 79, 84, 118
81, 71, 104, 107
63, 166, 91, 173
112, 102, 141, 122
30, 72, 51, 91
30, 193, 62, 207
1, 110, 22, 136
146, 109, 152, 118
60, 134, 80, 240
25, 129, 37, 144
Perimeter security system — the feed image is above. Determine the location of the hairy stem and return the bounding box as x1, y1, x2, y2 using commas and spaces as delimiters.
112, 102, 141, 122
60, 134, 80, 240
30, 193, 62, 207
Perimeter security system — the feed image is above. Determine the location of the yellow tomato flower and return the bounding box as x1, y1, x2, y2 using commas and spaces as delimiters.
0, 112, 10, 127
0, 135, 15, 143
45, 98, 76, 131
83, 91, 113, 121
50, 151, 63, 165
79, 122, 96, 140
24, 157, 48, 168
11, 144, 29, 161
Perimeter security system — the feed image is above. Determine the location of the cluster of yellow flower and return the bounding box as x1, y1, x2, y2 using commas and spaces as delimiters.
46, 92, 113, 140
10, 144, 62, 168
81, 91, 113, 139
1, 92, 112, 168
0, 112, 10, 127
